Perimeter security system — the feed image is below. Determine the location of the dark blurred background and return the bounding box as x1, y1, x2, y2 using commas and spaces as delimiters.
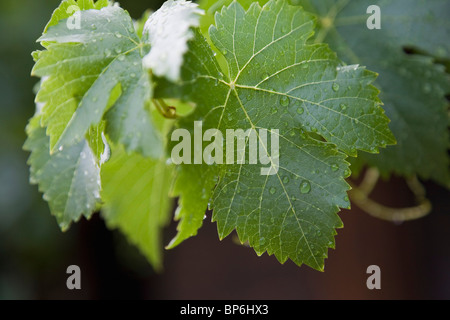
0, 0, 449, 300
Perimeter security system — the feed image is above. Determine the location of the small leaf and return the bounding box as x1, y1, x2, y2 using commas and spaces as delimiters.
24, 116, 101, 231
101, 146, 173, 271
33, 5, 162, 158
142, 0, 204, 82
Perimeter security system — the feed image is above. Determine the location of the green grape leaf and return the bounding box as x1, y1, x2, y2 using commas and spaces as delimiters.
32, 4, 163, 158
43, 0, 109, 32
24, 116, 101, 231
101, 145, 173, 271
157, 0, 394, 269
101, 107, 175, 270
298, 0, 450, 186
142, 0, 204, 82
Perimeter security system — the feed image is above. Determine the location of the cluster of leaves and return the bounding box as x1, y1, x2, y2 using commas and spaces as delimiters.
25, 0, 448, 271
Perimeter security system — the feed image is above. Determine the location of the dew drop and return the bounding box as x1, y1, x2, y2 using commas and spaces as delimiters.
280, 96, 290, 106
296, 106, 304, 114
105, 49, 112, 58
58, 146, 64, 152
118, 55, 125, 61
271, 107, 278, 114
269, 187, 276, 194
91, 24, 97, 30
130, 73, 136, 78
340, 103, 347, 110
283, 176, 290, 184
344, 169, 351, 177
311, 127, 318, 133
222, 49, 227, 56
92, 97, 98, 102
332, 82, 340, 92
331, 164, 339, 172
344, 195, 349, 202
115, 32, 122, 38
115, 48, 122, 54
299, 180, 311, 194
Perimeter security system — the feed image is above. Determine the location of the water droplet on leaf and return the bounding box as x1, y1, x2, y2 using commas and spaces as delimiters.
280, 96, 290, 106
332, 83, 340, 92
299, 180, 311, 194
344, 169, 351, 177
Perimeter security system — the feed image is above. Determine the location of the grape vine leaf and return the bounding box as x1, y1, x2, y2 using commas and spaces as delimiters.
32, 2, 163, 158
43, 0, 109, 33
142, 0, 204, 82
297, 0, 450, 186
24, 115, 101, 231
101, 106, 175, 270
101, 145, 173, 271
157, 0, 394, 269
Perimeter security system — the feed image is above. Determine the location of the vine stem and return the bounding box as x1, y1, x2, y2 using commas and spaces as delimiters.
153, 98, 178, 119
348, 167, 432, 222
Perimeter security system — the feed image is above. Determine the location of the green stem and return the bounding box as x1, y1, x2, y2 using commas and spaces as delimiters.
348, 168, 432, 222
153, 98, 178, 119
